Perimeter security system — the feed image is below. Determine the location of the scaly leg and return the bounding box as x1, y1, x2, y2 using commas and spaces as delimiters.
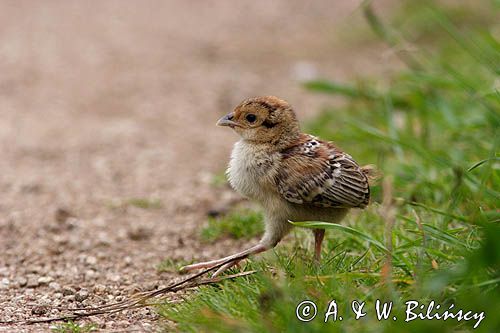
313, 229, 325, 263
212, 260, 241, 277
180, 243, 268, 274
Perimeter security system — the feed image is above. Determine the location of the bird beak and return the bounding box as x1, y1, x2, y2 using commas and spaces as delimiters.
216, 112, 238, 127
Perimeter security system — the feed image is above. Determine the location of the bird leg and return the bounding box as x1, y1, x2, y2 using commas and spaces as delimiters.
313, 229, 325, 263
212, 260, 241, 277
180, 243, 268, 275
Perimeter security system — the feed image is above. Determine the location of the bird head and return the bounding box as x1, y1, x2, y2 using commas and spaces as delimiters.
217, 96, 300, 145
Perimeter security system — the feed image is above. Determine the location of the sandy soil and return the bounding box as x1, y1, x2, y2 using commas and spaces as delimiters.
0, 1, 395, 331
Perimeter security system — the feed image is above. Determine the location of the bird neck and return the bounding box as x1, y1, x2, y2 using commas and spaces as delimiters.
242, 124, 301, 152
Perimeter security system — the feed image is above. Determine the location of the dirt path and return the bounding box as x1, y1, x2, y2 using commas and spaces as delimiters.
0, 1, 391, 331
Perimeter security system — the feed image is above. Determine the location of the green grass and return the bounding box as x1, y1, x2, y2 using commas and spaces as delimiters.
211, 171, 229, 188
157, 258, 193, 273
51, 321, 97, 333
159, 1, 499, 332
126, 198, 163, 209
201, 209, 264, 242
106, 197, 163, 210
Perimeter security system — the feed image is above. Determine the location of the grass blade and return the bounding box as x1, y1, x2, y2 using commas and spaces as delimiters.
289, 221, 389, 253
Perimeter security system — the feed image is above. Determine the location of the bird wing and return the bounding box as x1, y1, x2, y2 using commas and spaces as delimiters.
275, 134, 370, 208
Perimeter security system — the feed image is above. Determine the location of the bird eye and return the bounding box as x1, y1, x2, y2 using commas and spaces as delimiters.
245, 114, 257, 123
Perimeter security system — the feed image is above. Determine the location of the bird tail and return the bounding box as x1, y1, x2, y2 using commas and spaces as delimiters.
361, 164, 381, 185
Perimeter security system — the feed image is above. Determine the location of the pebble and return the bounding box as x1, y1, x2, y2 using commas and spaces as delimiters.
97, 233, 111, 246
97, 252, 107, 259
127, 226, 151, 241
142, 323, 153, 331
93, 284, 107, 294
85, 269, 97, 279
124, 256, 132, 266
49, 282, 61, 291
85, 256, 97, 265
62, 286, 76, 296
107, 273, 121, 282
144, 281, 159, 291
0, 278, 9, 289
38, 276, 53, 285
17, 277, 28, 287
55, 207, 73, 223
28, 266, 42, 274
26, 277, 40, 288
75, 289, 89, 302
31, 305, 49, 315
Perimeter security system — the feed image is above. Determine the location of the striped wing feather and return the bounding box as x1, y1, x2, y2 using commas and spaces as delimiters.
276, 135, 370, 209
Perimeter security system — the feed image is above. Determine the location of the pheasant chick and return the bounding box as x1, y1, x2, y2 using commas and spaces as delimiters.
181, 96, 371, 276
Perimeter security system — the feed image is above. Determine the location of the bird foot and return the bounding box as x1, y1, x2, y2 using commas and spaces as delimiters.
179, 243, 267, 276
179, 258, 242, 276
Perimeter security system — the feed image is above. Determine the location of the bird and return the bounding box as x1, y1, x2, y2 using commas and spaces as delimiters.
181, 96, 372, 276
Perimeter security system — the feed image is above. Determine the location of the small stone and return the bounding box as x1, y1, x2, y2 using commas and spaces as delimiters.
107, 273, 121, 282
62, 286, 76, 296
93, 284, 107, 294
75, 289, 89, 302
18, 277, 28, 287
38, 276, 53, 285
46, 244, 64, 255
49, 282, 61, 291
31, 305, 49, 315
127, 226, 152, 241
85, 256, 97, 265
85, 269, 97, 279
54, 292, 63, 299
53, 235, 69, 245
55, 208, 73, 223
1, 278, 9, 289
28, 266, 42, 274
124, 256, 132, 266
27, 277, 40, 288
144, 282, 158, 291
97, 233, 111, 246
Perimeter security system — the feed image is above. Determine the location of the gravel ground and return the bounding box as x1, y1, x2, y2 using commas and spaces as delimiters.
0, 1, 395, 331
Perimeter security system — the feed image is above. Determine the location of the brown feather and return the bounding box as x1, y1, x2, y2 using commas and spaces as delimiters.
276, 134, 370, 209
